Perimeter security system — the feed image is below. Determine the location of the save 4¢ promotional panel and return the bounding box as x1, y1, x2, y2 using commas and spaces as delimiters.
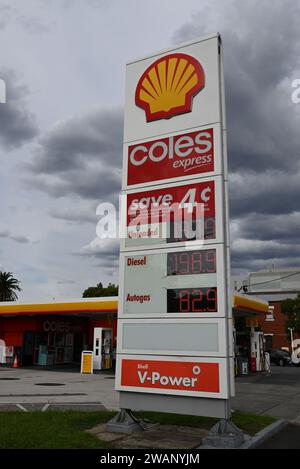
117, 33, 233, 416
121, 176, 225, 250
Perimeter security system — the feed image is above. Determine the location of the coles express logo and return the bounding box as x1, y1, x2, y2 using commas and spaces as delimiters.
127, 128, 214, 186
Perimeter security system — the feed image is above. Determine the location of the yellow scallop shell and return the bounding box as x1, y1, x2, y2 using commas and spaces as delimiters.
135, 53, 205, 121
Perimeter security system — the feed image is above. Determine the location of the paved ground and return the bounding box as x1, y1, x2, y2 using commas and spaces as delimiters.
232, 365, 300, 421
0, 365, 119, 411
257, 424, 300, 449
1, 364, 300, 421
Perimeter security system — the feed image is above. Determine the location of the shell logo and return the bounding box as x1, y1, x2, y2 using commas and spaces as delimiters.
135, 53, 205, 122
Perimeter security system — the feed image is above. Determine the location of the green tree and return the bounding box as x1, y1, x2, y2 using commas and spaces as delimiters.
281, 294, 300, 335
82, 282, 118, 298
0, 272, 22, 301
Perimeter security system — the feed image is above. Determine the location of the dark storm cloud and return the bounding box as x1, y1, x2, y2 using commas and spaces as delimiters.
25, 108, 122, 200
25, 166, 121, 200
28, 109, 123, 174
231, 255, 300, 272
232, 239, 300, 260
232, 212, 300, 243
174, 0, 300, 273
174, 0, 300, 174
0, 68, 38, 148
229, 170, 300, 217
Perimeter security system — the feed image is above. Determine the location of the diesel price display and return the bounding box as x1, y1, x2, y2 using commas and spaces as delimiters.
119, 247, 224, 317
167, 249, 216, 276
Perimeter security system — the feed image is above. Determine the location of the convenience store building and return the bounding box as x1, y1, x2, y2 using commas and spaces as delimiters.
0, 294, 268, 372
0, 298, 117, 368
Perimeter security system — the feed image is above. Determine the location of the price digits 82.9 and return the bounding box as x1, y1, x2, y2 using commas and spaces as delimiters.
167, 287, 218, 313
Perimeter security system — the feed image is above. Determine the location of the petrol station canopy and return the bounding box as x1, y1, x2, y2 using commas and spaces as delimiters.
0, 295, 267, 318
233, 294, 269, 317
0, 297, 118, 319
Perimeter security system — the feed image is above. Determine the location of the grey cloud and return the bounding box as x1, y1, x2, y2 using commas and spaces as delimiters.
28, 109, 123, 175
57, 279, 76, 285
0, 4, 12, 30
25, 165, 121, 200
19, 16, 49, 34
230, 235, 300, 273
79, 238, 120, 259
229, 170, 300, 217
173, 0, 300, 274
231, 256, 300, 273
61, 0, 115, 9
232, 239, 300, 260
0, 68, 38, 148
0, 4, 49, 33
25, 108, 122, 200
0, 230, 30, 244
49, 206, 97, 224
231, 212, 300, 244
174, 0, 300, 174
76, 237, 120, 275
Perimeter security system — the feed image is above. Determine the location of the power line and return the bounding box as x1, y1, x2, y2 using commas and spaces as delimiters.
237, 270, 300, 292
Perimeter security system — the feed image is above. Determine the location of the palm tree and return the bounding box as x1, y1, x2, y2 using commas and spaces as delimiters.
0, 272, 22, 301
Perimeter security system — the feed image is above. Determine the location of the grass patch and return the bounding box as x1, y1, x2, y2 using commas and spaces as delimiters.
0, 409, 276, 448
0, 411, 115, 449
231, 411, 276, 436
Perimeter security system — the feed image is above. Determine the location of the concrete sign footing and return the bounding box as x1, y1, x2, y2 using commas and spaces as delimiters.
106, 409, 158, 434
202, 419, 245, 448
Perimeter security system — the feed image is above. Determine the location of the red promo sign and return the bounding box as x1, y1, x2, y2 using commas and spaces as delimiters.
121, 359, 220, 393
127, 128, 214, 186
127, 180, 215, 226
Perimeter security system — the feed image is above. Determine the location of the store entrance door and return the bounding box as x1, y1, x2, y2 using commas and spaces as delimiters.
23, 331, 35, 366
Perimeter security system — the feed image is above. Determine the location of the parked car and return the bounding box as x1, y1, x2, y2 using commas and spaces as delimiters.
267, 349, 291, 366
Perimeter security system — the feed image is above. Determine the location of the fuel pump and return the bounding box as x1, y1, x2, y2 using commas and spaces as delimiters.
250, 331, 265, 372
93, 327, 113, 370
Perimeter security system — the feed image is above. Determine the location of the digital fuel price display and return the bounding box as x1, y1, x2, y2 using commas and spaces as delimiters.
120, 246, 223, 317
167, 249, 216, 276
167, 287, 218, 313
166, 250, 217, 313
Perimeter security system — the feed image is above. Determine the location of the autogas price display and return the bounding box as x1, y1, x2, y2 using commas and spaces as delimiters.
167, 248, 217, 313
167, 287, 218, 313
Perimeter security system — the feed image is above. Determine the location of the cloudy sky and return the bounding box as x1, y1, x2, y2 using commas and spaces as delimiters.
0, 0, 300, 301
